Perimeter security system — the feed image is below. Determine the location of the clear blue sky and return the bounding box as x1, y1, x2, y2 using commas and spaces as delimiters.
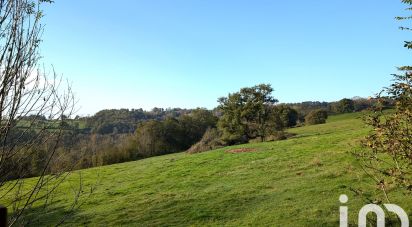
40, 0, 409, 115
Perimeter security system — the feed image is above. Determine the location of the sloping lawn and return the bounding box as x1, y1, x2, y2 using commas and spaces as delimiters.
4, 112, 412, 226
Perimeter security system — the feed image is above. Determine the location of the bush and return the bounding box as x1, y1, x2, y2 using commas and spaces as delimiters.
361, 73, 412, 196
335, 98, 355, 113
277, 105, 299, 127
305, 109, 328, 125
187, 128, 225, 154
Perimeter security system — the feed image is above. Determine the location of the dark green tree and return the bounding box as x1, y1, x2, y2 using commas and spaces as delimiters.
277, 105, 299, 127
135, 118, 186, 157
134, 109, 217, 157
336, 98, 355, 113
217, 84, 280, 144
305, 109, 328, 125
179, 108, 218, 145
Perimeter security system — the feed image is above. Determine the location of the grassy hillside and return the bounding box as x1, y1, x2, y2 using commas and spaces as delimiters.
4, 112, 412, 226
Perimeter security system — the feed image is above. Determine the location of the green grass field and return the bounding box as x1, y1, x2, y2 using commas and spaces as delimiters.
4, 112, 412, 226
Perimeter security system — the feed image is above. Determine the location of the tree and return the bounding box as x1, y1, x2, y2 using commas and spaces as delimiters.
277, 105, 299, 128
135, 118, 186, 157
358, 0, 412, 203
304, 109, 328, 125
335, 98, 355, 113
0, 1, 79, 225
352, 97, 372, 112
361, 73, 412, 198
217, 84, 280, 144
134, 109, 217, 158
179, 108, 217, 146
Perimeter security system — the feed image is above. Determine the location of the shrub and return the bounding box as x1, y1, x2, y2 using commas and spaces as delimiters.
305, 109, 328, 125
277, 105, 299, 127
187, 128, 225, 154
335, 98, 355, 113
361, 73, 412, 196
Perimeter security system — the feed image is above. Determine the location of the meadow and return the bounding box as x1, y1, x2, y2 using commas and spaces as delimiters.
4, 112, 412, 226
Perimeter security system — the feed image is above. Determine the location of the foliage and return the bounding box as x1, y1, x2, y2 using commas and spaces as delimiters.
304, 109, 328, 125
358, 0, 412, 200
135, 119, 186, 157
217, 84, 281, 144
361, 73, 412, 195
70, 98, 382, 136
3, 92, 389, 184
85, 108, 192, 134
2, 108, 218, 180
352, 97, 373, 112
335, 98, 355, 113
276, 105, 299, 127
5, 113, 411, 226
0, 0, 80, 224
6, 96, 386, 181
187, 128, 225, 153
179, 108, 219, 146
134, 109, 217, 157
284, 101, 331, 120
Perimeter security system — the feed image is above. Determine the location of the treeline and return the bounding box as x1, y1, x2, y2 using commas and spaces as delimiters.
81, 108, 193, 134
6, 84, 393, 179
78, 96, 389, 136
284, 96, 393, 122
5, 109, 218, 179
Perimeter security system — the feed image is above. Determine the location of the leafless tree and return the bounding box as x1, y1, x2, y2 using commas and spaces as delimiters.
0, 0, 81, 225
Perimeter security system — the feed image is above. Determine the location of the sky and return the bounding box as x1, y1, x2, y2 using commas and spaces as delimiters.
39, 0, 410, 115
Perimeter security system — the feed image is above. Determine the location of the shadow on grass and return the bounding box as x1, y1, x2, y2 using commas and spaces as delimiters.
9, 203, 86, 226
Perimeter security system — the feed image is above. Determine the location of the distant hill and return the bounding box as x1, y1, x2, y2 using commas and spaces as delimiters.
68, 97, 388, 135
5, 112, 411, 226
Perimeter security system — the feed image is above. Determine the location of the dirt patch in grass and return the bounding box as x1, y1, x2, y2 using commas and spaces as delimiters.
226, 148, 257, 153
